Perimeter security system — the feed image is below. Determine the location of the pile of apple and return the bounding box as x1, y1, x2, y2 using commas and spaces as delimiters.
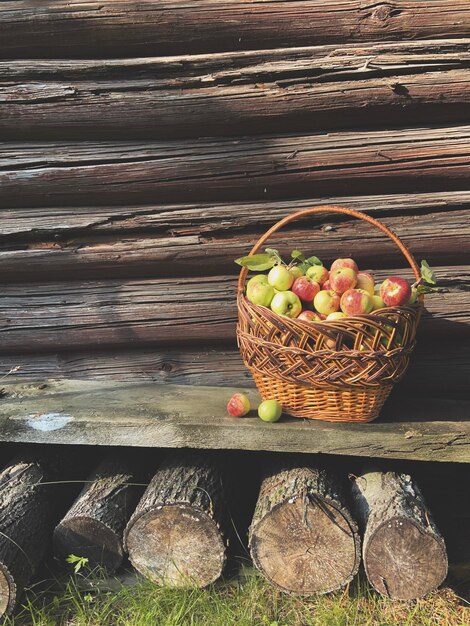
245, 257, 417, 321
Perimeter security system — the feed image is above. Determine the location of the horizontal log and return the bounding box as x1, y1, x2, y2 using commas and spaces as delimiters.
2, 41, 470, 139
1, 125, 469, 208
1, 1, 469, 58
2, 338, 469, 396
0, 266, 467, 353
1, 208, 468, 281
0, 380, 468, 462
2, 190, 468, 238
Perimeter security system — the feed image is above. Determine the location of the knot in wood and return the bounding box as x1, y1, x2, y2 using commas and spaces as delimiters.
372, 3, 393, 23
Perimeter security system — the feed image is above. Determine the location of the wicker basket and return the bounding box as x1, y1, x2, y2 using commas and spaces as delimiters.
237, 206, 423, 423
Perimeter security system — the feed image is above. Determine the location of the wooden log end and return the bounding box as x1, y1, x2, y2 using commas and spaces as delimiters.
125, 503, 226, 588
365, 516, 448, 600
53, 517, 124, 573
0, 565, 16, 618
250, 493, 360, 595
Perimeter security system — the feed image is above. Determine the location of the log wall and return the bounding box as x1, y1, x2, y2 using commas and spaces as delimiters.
0, 1, 468, 409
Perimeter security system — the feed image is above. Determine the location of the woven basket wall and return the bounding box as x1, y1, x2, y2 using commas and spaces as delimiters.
236, 206, 423, 423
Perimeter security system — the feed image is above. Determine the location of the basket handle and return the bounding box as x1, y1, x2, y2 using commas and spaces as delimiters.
237, 205, 421, 293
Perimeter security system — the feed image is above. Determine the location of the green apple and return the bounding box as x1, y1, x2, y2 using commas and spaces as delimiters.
271, 291, 302, 318
306, 265, 329, 286
289, 266, 304, 280
258, 399, 282, 422
313, 290, 341, 316
246, 275, 275, 307
268, 266, 294, 291
326, 312, 347, 321
371, 294, 386, 310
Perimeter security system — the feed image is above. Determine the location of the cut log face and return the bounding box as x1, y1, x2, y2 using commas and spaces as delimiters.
124, 453, 226, 588
0, 458, 56, 617
352, 471, 448, 600
249, 465, 360, 595
53, 455, 139, 573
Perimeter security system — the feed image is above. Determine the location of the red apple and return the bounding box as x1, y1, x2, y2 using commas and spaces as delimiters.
340, 289, 374, 315
314, 290, 341, 316
380, 276, 412, 307
298, 310, 323, 322
292, 276, 320, 303
306, 265, 329, 286
322, 279, 332, 291
356, 271, 375, 295
227, 393, 251, 417
329, 267, 358, 294
330, 258, 359, 273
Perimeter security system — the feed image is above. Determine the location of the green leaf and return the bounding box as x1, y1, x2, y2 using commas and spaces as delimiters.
420, 260, 437, 285
306, 256, 322, 266
66, 554, 89, 574
415, 284, 445, 295
234, 254, 276, 271
264, 248, 283, 264
291, 249, 305, 261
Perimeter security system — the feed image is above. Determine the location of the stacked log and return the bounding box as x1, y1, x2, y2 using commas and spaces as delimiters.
351, 470, 448, 600
1, 1, 469, 57
1, 41, 469, 140
0, 456, 59, 617
53, 454, 140, 573
249, 463, 360, 595
124, 453, 227, 587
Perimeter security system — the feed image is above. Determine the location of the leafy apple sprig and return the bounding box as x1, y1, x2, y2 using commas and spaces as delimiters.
235, 247, 285, 271
413, 260, 444, 294
290, 249, 323, 274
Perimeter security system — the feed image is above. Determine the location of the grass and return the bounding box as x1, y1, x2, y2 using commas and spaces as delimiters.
4, 564, 470, 626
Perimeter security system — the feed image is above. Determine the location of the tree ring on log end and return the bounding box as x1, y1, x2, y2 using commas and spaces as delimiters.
364, 517, 448, 600
0, 564, 15, 618
126, 504, 225, 588
53, 517, 123, 573
250, 495, 359, 595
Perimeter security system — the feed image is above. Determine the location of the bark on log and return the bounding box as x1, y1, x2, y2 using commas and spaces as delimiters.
0, 457, 56, 617
1, 42, 469, 139
0, 265, 466, 353
124, 452, 226, 587
1, 1, 469, 58
1, 337, 468, 395
351, 471, 448, 600
53, 455, 139, 573
1, 125, 469, 208
0, 208, 467, 281
249, 463, 360, 594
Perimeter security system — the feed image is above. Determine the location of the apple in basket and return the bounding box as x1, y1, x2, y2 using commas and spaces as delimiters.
329, 267, 357, 294
306, 265, 329, 286
313, 290, 341, 316
340, 288, 374, 315
268, 266, 294, 291
356, 271, 375, 295
271, 291, 302, 318
292, 276, 320, 303
246, 275, 275, 307
330, 258, 359, 273
298, 310, 323, 322
380, 276, 412, 307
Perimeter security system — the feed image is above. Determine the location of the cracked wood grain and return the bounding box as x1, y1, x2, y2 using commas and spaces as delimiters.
1, 41, 469, 138
1, 1, 469, 57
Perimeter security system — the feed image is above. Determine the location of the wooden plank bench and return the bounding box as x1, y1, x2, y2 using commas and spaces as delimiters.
0, 380, 468, 463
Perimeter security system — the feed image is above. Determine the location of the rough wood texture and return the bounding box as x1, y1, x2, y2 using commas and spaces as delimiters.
124, 452, 226, 587
352, 471, 448, 599
0, 457, 55, 617
53, 454, 139, 573
1, 125, 469, 208
1, 1, 469, 58
1, 338, 468, 395
249, 463, 360, 594
2, 191, 468, 239
1, 208, 467, 281
2, 42, 469, 139
0, 380, 468, 462
0, 265, 466, 353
